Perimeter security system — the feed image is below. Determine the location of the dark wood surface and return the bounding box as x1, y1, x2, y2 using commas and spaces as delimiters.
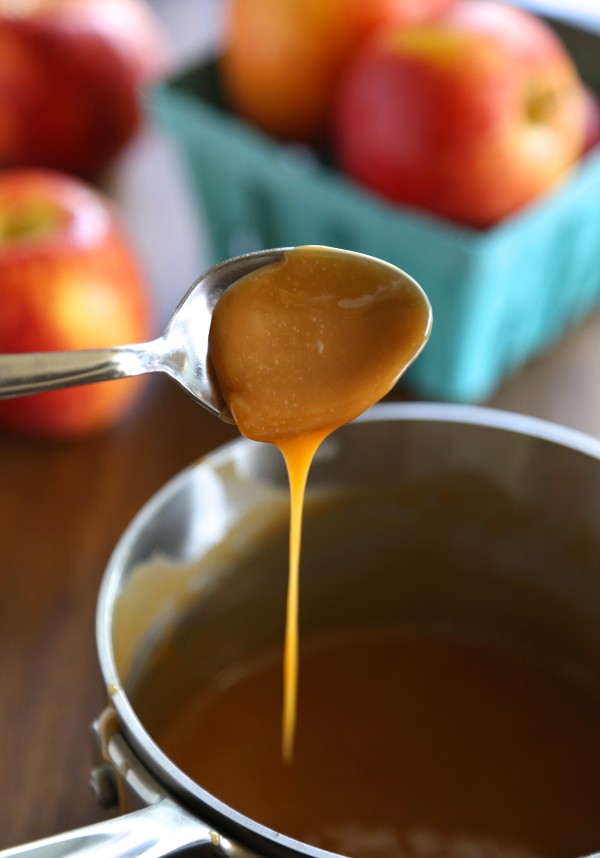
0, 378, 237, 848
2, 0, 600, 850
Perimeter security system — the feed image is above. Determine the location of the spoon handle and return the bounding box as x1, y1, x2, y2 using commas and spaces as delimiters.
0, 342, 157, 399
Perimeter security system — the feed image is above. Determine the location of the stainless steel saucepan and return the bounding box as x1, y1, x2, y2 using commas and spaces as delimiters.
3, 402, 600, 858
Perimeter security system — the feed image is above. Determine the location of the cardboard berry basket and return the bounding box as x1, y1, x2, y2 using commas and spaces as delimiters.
150, 14, 600, 402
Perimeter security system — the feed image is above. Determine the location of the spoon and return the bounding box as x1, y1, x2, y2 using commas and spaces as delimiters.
0, 248, 286, 420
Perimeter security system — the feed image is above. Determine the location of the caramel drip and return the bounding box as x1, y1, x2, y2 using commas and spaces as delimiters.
276, 429, 330, 761
208, 246, 430, 759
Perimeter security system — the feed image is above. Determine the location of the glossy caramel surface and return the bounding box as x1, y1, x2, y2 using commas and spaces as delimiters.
158, 628, 600, 858
208, 246, 430, 444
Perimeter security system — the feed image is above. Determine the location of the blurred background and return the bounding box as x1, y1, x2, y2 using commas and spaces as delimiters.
107, 0, 224, 325
118, 0, 600, 434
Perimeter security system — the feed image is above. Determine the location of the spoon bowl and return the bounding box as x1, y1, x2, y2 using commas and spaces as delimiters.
158, 247, 286, 416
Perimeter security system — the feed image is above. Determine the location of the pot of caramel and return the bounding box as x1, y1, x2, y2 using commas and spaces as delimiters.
5, 403, 600, 858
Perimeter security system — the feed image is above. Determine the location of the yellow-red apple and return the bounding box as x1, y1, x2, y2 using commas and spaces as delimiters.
0, 0, 170, 176
221, 0, 456, 144
333, 0, 586, 228
0, 169, 153, 438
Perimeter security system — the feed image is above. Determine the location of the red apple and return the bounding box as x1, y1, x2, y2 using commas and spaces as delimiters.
0, 0, 170, 177
333, 0, 586, 228
221, 0, 456, 144
0, 169, 154, 438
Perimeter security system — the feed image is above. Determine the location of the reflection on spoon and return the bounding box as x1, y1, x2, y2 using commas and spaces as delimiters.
208, 245, 432, 760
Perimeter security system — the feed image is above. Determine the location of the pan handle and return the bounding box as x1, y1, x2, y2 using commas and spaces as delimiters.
0, 798, 215, 858
0, 729, 228, 858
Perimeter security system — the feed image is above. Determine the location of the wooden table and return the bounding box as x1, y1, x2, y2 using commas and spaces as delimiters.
2, 0, 600, 850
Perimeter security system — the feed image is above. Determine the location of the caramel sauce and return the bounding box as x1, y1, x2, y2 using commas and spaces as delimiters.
208, 246, 431, 759
157, 629, 600, 858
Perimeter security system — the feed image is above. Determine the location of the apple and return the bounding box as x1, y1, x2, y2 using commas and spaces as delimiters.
0, 169, 153, 438
221, 0, 456, 143
0, 0, 170, 177
582, 86, 600, 155
333, 0, 586, 228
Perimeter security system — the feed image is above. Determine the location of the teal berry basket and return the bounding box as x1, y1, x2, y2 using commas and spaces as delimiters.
150, 15, 600, 403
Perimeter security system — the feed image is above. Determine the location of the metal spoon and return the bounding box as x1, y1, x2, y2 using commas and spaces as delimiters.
0, 248, 286, 420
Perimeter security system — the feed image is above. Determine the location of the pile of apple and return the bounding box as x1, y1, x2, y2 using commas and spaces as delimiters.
0, 0, 170, 438
222, 0, 600, 230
